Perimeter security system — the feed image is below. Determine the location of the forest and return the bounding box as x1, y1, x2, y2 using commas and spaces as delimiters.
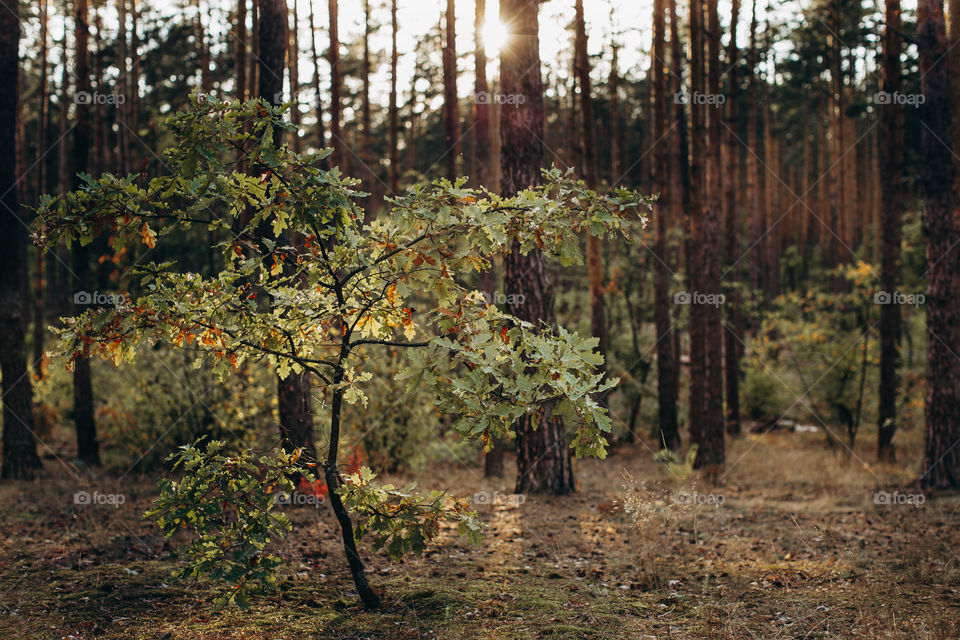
1, 0, 959, 637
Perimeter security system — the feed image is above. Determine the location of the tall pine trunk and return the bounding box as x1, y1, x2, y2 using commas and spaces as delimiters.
917, 0, 960, 489
0, 0, 41, 479
474, 0, 502, 477
696, 0, 725, 470
746, 0, 764, 317
388, 0, 399, 193
443, 0, 459, 179
288, 0, 302, 154
652, 0, 679, 450
72, 0, 100, 467
34, 0, 50, 375
327, 0, 342, 169
723, 0, 743, 435
573, 0, 607, 405
257, 0, 317, 468
500, 0, 573, 495
308, 0, 326, 161
878, 0, 903, 461
360, 0, 374, 215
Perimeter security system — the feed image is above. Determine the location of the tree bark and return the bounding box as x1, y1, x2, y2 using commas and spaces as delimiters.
473, 0, 492, 191
917, 0, 960, 489
194, 0, 211, 93
288, 0, 302, 154
608, 40, 622, 182
327, 0, 342, 169
668, 0, 689, 385
308, 0, 326, 164
500, 0, 573, 495
827, 0, 845, 276
653, 0, 680, 450
34, 0, 50, 375
474, 0, 502, 477
686, 0, 706, 459
361, 0, 375, 215
443, 0, 459, 179
878, 0, 903, 462
723, 0, 743, 436
746, 0, 764, 312
573, 0, 607, 406
256, 0, 318, 467
235, 0, 247, 102
72, 0, 100, 467
388, 0, 399, 193
0, 0, 41, 479
249, 0, 260, 101
696, 0, 725, 470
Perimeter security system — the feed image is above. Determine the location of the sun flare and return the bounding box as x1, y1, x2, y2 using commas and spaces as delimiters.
481, 18, 509, 55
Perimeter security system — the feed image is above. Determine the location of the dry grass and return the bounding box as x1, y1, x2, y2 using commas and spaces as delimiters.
1, 425, 958, 639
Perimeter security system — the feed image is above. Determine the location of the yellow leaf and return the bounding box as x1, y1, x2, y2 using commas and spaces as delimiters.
140, 222, 157, 248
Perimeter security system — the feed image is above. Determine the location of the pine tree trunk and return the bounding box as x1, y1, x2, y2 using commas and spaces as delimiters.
652, 0, 679, 450
827, 0, 845, 276
0, 0, 41, 479
34, 0, 49, 375
72, 0, 99, 467
327, 0, 342, 169
128, 0, 140, 172
573, 0, 607, 406
235, 0, 247, 102
473, 0, 492, 190
388, 0, 399, 193
249, 0, 260, 100
361, 0, 374, 215
723, 0, 742, 436
474, 0, 502, 477
308, 0, 325, 162
194, 0, 211, 93
500, 0, 573, 495
917, 0, 960, 489
746, 0, 764, 314
696, 0, 725, 470
686, 0, 707, 460
878, 0, 903, 462
443, 0, 459, 179
668, 0, 687, 383
288, 0, 301, 154
256, 0, 318, 467
608, 41, 622, 182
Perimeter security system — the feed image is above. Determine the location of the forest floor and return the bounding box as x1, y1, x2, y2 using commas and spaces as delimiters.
1, 426, 959, 640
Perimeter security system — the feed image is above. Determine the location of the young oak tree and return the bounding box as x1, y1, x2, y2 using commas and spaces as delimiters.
35, 95, 650, 608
